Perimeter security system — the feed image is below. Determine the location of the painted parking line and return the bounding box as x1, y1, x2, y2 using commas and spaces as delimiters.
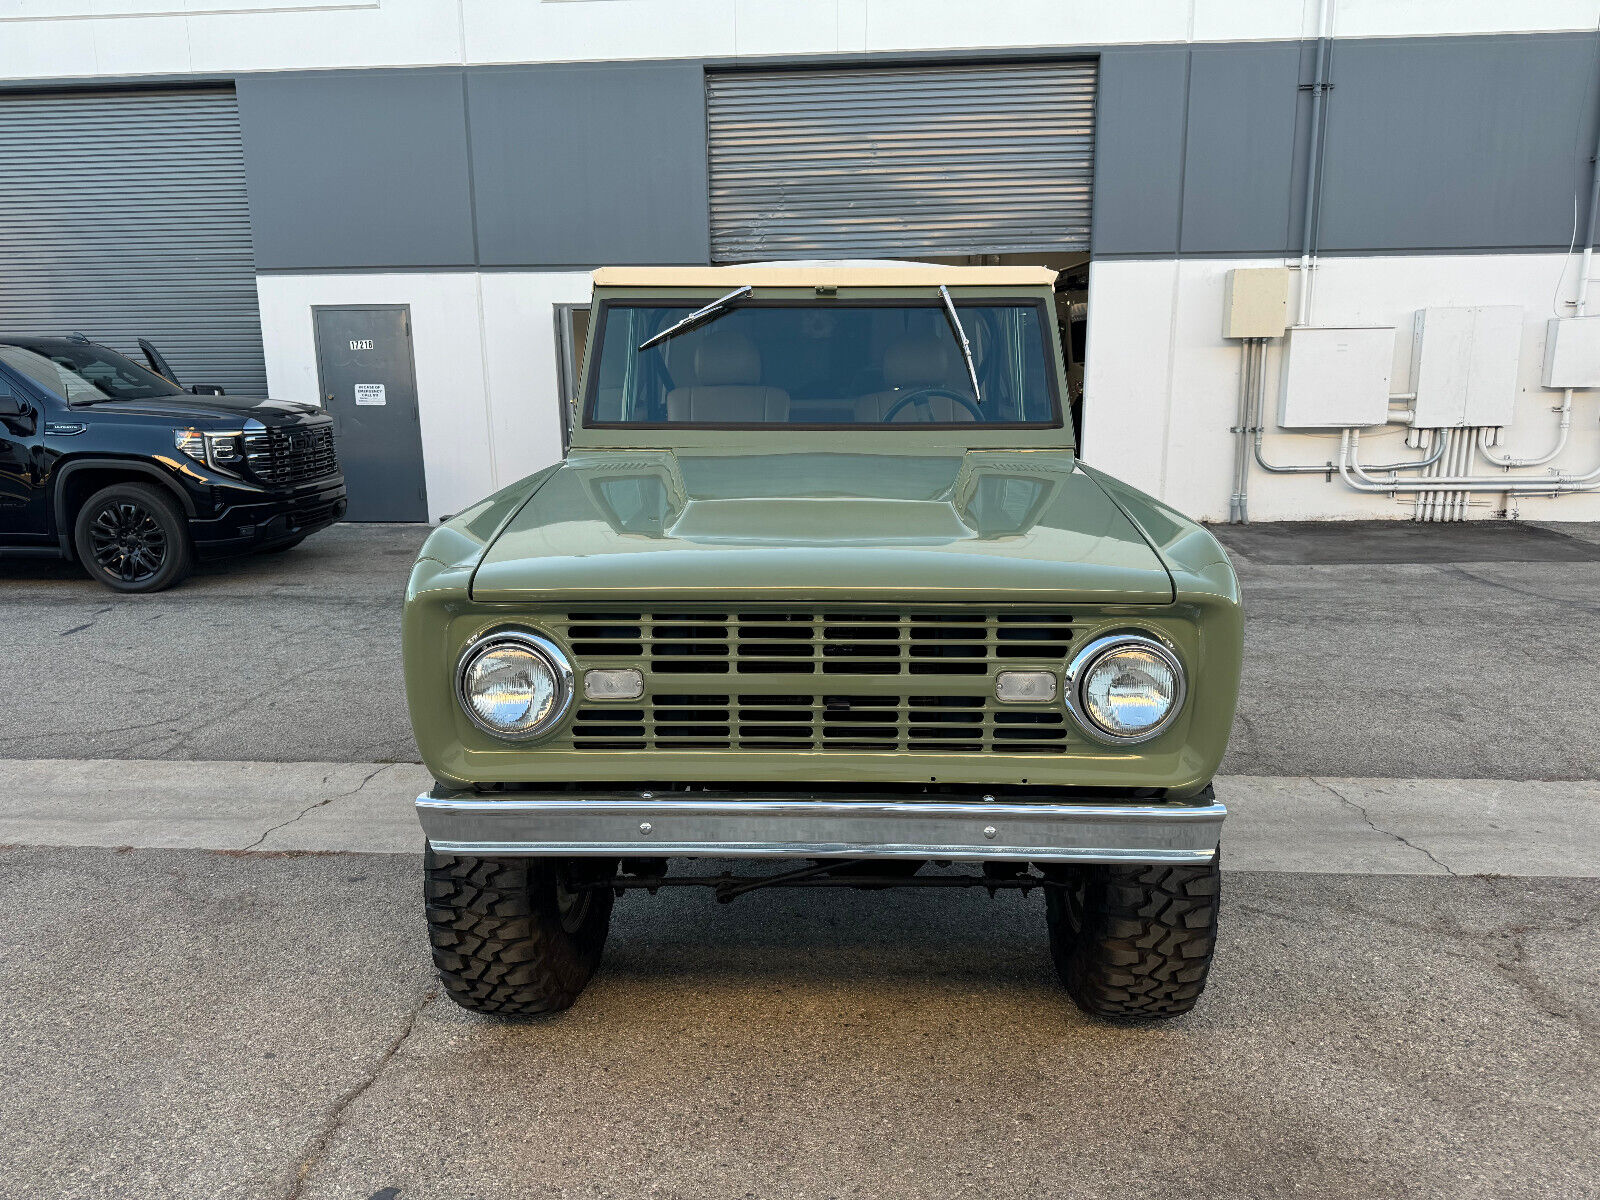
1, 759, 1596, 876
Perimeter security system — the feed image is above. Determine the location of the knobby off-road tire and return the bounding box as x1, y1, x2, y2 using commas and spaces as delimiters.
1045, 853, 1221, 1020
424, 847, 614, 1017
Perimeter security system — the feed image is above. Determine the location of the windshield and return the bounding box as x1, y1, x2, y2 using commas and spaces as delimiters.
0, 343, 184, 403
585, 300, 1060, 428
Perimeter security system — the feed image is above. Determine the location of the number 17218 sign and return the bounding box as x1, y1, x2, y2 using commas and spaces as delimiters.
354, 383, 387, 406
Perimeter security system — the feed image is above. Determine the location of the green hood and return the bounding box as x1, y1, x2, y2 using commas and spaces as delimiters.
470, 450, 1174, 605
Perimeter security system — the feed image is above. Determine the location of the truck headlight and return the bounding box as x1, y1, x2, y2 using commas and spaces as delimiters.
173, 428, 244, 470
1066, 634, 1185, 744
456, 631, 574, 739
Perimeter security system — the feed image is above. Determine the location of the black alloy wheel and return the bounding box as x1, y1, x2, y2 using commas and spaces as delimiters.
73, 482, 193, 593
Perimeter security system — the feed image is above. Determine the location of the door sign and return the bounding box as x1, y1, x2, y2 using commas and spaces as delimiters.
353, 383, 387, 406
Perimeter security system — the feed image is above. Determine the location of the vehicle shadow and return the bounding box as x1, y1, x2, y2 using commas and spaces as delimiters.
598, 876, 1058, 993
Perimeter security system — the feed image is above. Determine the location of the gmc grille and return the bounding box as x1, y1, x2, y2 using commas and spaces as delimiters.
556, 609, 1075, 754
244, 423, 339, 488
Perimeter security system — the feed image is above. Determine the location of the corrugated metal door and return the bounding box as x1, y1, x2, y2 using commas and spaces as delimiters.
706, 62, 1096, 263
0, 87, 267, 395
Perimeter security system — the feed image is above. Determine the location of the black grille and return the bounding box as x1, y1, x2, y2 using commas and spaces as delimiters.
245, 423, 338, 488
569, 693, 1068, 753
559, 609, 1076, 755
562, 610, 1074, 677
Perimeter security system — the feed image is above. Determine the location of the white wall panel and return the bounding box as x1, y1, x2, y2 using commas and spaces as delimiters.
1079, 258, 1178, 501
257, 270, 590, 522
1, 0, 459, 77
5, 0, 1599, 79
478, 271, 593, 488
1083, 253, 1600, 522
460, 0, 738, 67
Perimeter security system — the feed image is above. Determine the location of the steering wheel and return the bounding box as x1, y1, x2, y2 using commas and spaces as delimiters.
880, 387, 984, 423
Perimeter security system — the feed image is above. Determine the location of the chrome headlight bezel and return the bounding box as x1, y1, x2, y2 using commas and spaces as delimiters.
1064, 632, 1187, 745
454, 628, 575, 741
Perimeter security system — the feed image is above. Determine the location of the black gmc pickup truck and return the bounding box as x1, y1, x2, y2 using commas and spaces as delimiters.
0, 335, 347, 592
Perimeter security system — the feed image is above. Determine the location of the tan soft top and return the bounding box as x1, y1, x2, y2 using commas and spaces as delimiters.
592, 260, 1058, 289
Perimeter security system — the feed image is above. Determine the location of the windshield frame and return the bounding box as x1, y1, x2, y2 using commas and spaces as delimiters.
579, 293, 1067, 436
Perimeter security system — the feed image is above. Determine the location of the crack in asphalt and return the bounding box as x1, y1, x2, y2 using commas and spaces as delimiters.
239, 765, 393, 852
1476, 877, 1600, 1038
283, 986, 438, 1200
1239, 875, 1600, 1037
1311, 778, 1460, 876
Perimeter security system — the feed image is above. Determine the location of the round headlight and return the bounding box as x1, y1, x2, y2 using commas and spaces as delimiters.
456, 631, 573, 739
1068, 634, 1185, 744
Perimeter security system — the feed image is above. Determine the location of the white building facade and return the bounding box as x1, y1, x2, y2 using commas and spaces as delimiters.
5, 0, 1600, 523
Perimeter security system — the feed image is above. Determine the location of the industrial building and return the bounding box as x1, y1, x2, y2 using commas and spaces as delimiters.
4, 1, 1600, 523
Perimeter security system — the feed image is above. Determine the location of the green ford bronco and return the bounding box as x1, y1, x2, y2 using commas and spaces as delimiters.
404, 263, 1242, 1021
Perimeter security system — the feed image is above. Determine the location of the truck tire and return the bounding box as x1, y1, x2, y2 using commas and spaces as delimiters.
72, 481, 193, 593
423, 846, 614, 1016
1045, 854, 1221, 1020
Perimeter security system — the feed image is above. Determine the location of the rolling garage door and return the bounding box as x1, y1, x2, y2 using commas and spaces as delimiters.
0, 87, 267, 395
706, 62, 1097, 263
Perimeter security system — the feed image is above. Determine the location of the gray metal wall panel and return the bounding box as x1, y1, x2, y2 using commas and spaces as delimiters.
1090, 46, 1189, 257
1317, 34, 1600, 252
237, 70, 477, 270
0, 87, 267, 395
221, 34, 1600, 269
706, 62, 1096, 262
468, 64, 710, 266
1179, 42, 1303, 255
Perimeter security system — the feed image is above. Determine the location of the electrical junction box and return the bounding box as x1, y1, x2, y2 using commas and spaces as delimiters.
1543, 315, 1600, 388
1278, 326, 1395, 429
1222, 267, 1291, 339
1411, 305, 1523, 428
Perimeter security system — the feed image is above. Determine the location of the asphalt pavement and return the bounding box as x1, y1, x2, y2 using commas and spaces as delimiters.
2, 519, 1598, 777
1, 847, 1595, 1200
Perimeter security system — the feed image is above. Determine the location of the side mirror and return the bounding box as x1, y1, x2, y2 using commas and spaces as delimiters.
0, 390, 24, 418
189, 384, 226, 396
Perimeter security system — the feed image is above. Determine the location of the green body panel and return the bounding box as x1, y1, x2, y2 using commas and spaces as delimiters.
403, 281, 1244, 802
471, 450, 1171, 606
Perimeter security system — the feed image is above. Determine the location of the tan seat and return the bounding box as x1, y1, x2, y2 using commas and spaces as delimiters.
666, 331, 790, 423
855, 335, 978, 423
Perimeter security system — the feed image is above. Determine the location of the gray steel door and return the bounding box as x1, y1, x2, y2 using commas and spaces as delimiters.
313, 306, 428, 523
706, 62, 1097, 262
0, 87, 268, 395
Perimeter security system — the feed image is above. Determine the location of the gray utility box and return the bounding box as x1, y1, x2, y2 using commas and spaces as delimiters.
1543, 315, 1600, 388
1411, 306, 1523, 428
1278, 326, 1396, 429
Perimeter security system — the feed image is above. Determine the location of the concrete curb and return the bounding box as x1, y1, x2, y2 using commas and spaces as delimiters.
1, 759, 1596, 876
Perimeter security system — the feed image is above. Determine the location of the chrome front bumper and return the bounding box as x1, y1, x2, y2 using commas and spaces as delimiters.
416, 789, 1225, 864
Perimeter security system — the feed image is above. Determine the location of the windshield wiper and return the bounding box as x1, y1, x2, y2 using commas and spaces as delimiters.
939, 284, 982, 405
637, 285, 752, 351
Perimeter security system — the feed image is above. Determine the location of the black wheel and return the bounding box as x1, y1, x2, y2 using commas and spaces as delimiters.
72, 482, 193, 593
424, 847, 614, 1017
1045, 853, 1221, 1020
259, 536, 306, 555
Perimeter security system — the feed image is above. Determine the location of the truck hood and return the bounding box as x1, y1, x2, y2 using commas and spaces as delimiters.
470, 450, 1174, 605
74, 394, 327, 426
